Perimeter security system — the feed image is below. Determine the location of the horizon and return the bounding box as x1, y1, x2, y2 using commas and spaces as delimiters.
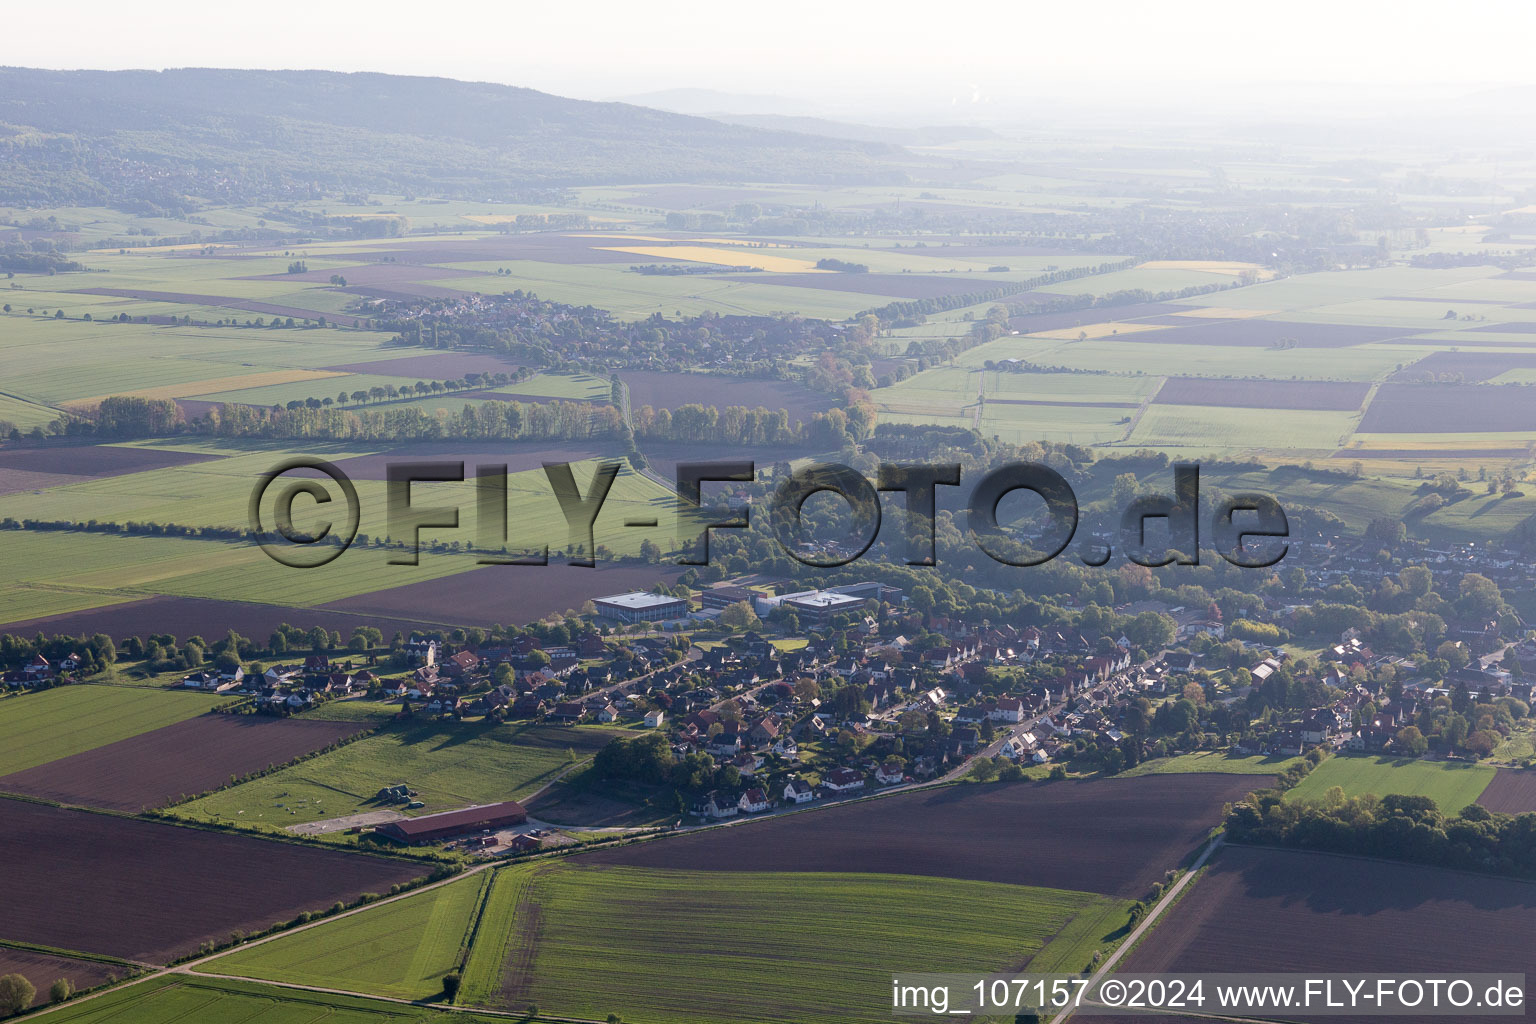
6, 0, 1536, 124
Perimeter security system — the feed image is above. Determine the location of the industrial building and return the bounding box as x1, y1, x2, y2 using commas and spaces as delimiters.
591, 591, 690, 623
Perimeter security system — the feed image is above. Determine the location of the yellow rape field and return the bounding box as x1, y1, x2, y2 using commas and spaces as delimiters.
1027, 321, 1169, 340
596, 245, 824, 273
63, 369, 348, 408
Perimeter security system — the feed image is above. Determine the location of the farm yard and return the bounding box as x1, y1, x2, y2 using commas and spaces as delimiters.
176, 720, 623, 829
0, 798, 426, 963
1284, 754, 1496, 813
0, 714, 373, 812
580, 775, 1263, 897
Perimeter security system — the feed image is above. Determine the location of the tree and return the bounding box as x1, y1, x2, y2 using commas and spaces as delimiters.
969, 757, 999, 783
49, 978, 73, 1003
1465, 729, 1499, 759
1394, 725, 1428, 756
719, 601, 760, 630
442, 973, 461, 1001
0, 974, 33, 1015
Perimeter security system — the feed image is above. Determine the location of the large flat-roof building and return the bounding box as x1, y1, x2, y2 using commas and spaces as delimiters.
592, 591, 689, 623
754, 581, 897, 628
698, 584, 757, 611
376, 800, 527, 845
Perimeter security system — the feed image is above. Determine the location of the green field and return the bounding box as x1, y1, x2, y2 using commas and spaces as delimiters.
454, 863, 1134, 1023
0, 450, 688, 559
0, 531, 483, 628
1287, 755, 1495, 813
177, 720, 623, 828
0, 684, 222, 776
1121, 751, 1304, 777
206, 873, 488, 1000
32, 975, 511, 1024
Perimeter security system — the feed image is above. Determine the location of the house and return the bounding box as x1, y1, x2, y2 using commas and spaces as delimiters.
404, 639, 439, 666
782, 778, 815, 804
709, 730, 743, 756
643, 709, 666, 728
731, 750, 763, 776
875, 761, 905, 785
990, 697, 1024, 723
445, 650, 481, 677
549, 701, 586, 724
748, 717, 781, 747
738, 787, 771, 813
822, 767, 866, 793
1300, 714, 1333, 745
595, 703, 620, 723
693, 790, 739, 819
22, 655, 52, 679
771, 736, 799, 759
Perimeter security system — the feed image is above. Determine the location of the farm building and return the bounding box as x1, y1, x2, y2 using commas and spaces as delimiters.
376, 801, 527, 845
592, 591, 689, 623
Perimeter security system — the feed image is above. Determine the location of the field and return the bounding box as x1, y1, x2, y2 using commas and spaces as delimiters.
622, 369, 834, 423
0, 798, 426, 963
1476, 769, 1536, 813
1358, 382, 1536, 432
1286, 755, 1495, 812
1122, 845, 1536, 1022
0, 531, 484, 628
33, 976, 515, 1024
477, 864, 1130, 1023
318, 562, 681, 628
0, 714, 371, 811
0, 947, 123, 1007
0, 685, 223, 776
0, 594, 452, 646
0, 444, 220, 496
581, 775, 1262, 897
176, 720, 622, 828
1120, 751, 1304, 776
1152, 376, 1371, 410
205, 873, 488, 1000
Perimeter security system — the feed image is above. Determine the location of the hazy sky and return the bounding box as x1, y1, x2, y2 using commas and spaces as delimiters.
7, 0, 1535, 114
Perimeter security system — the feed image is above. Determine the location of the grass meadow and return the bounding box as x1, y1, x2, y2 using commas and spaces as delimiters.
176, 720, 623, 828
1287, 755, 1496, 813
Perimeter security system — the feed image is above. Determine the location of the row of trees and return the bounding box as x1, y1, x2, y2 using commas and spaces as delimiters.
1227, 788, 1536, 878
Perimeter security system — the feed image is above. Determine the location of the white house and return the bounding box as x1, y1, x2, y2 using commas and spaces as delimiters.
738, 787, 771, 813
643, 709, 665, 728
782, 778, 815, 804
